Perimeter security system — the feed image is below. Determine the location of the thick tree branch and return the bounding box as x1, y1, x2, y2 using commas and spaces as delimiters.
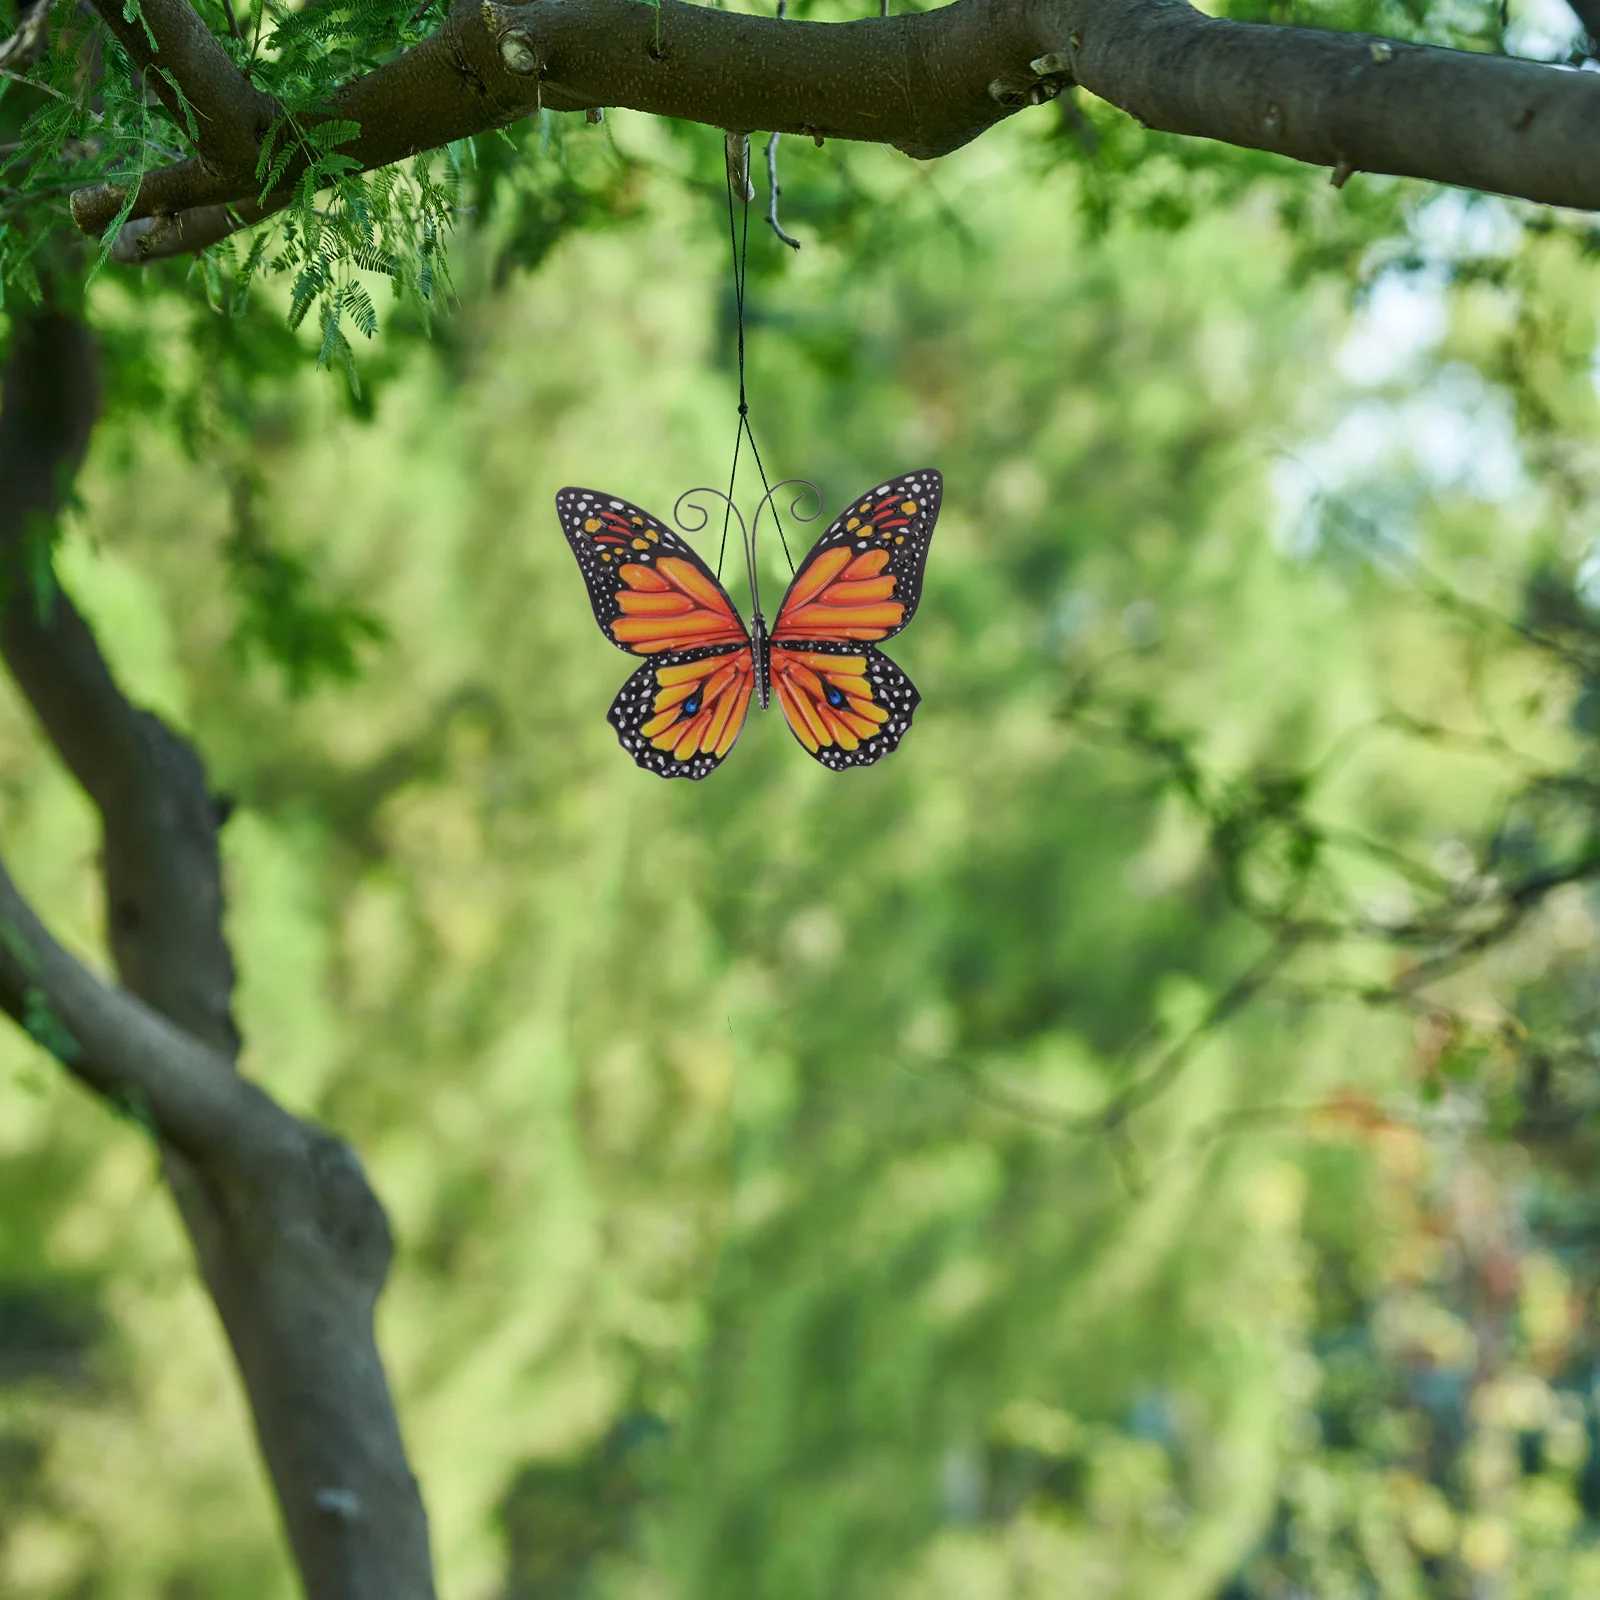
70, 0, 1600, 244
0, 853, 272, 1156
0, 311, 240, 1059
86, 0, 275, 172
0, 308, 436, 1600
1069, 0, 1600, 209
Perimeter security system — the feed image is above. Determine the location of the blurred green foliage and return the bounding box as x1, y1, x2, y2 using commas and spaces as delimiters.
6, 30, 1600, 1600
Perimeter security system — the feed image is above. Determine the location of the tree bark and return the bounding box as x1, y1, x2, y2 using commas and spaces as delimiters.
70, 0, 1600, 252
0, 308, 436, 1600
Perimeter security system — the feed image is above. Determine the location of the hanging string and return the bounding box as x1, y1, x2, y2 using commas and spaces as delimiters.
715, 156, 795, 599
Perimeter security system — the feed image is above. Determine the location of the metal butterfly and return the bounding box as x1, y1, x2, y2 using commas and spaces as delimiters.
557, 470, 941, 778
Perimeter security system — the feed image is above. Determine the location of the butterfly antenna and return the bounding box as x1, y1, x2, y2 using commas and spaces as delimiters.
752, 478, 822, 576
675, 486, 749, 562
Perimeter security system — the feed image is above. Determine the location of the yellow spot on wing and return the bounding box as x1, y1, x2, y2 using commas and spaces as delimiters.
657, 654, 727, 686
706, 674, 747, 755
652, 679, 698, 712
781, 650, 866, 674
901, 500, 917, 514
672, 708, 713, 758
584, 517, 601, 532
702, 661, 740, 702
631, 538, 649, 550
847, 695, 889, 724
826, 713, 861, 751
784, 659, 827, 698
777, 681, 821, 751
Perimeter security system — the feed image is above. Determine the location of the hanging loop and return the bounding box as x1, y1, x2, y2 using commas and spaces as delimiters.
724, 131, 755, 203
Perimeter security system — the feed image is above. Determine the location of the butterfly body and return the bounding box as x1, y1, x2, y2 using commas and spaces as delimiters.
750, 609, 772, 711
557, 470, 940, 778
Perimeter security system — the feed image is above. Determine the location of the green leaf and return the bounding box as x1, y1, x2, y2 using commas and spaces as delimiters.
342, 279, 377, 338
317, 296, 344, 368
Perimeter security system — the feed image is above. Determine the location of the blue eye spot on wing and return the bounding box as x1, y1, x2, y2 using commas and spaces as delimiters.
683, 694, 701, 716
825, 686, 843, 706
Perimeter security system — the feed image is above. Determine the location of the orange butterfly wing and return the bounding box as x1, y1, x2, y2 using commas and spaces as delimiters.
769, 643, 920, 771
769, 469, 939, 770
771, 469, 940, 647
608, 646, 755, 780
559, 487, 754, 779
557, 487, 749, 655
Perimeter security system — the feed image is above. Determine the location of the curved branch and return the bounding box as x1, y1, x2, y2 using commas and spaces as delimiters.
71, 0, 1600, 244
0, 854, 271, 1158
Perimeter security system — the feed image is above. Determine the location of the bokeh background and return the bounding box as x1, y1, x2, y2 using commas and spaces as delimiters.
9, 24, 1600, 1594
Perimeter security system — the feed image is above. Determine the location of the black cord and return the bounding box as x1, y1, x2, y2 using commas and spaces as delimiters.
715, 162, 794, 590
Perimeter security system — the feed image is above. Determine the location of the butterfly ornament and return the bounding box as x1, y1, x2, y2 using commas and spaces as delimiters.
558, 470, 941, 779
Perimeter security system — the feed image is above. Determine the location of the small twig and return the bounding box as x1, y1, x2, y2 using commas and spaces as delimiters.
764, 131, 800, 249
0, 4, 49, 71
219, 0, 242, 40
0, 65, 73, 101
1105, 933, 1306, 1129
762, 0, 800, 249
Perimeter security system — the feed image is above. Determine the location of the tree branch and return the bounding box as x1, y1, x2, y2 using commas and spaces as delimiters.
109, 197, 274, 262
0, 307, 437, 1600
1068, 0, 1599, 209
86, 0, 275, 172
70, 0, 1600, 245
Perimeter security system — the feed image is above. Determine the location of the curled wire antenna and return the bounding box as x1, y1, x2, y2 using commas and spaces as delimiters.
753, 478, 823, 537
675, 486, 749, 580
752, 478, 822, 574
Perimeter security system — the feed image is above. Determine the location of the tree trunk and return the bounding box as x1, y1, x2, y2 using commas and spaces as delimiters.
0, 303, 437, 1599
